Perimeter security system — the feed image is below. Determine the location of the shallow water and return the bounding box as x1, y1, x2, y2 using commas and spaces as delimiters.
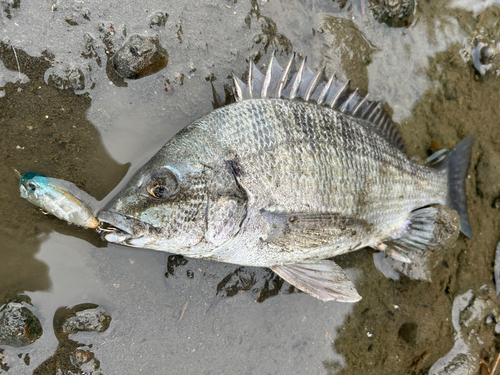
1, 0, 500, 373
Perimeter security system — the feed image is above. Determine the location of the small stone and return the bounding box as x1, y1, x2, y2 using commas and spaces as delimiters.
472, 42, 497, 76
149, 11, 168, 28
70, 349, 94, 367
369, 0, 415, 28
0, 302, 43, 347
70, 347, 100, 373
62, 306, 111, 334
493, 197, 500, 210
112, 34, 168, 79
44, 63, 85, 90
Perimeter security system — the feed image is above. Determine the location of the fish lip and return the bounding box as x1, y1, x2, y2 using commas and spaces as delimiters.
97, 209, 145, 238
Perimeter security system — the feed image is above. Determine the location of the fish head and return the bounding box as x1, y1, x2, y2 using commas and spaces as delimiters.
98, 159, 210, 253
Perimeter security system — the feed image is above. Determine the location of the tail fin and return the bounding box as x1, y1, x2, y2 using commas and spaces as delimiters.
444, 135, 474, 238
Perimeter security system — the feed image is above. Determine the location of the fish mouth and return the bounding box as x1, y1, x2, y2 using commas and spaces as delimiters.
97, 209, 152, 244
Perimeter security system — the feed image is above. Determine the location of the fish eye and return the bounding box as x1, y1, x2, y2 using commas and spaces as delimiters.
27, 182, 37, 191
150, 185, 169, 199
146, 169, 179, 200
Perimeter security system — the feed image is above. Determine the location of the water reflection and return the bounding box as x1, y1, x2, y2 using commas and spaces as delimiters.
0, 44, 128, 302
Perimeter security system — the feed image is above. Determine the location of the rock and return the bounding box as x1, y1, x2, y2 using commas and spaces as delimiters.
429, 339, 479, 375
165, 255, 188, 278
70, 347, 100, 373
430, 286, 498, 374
0, 302, 43, 347
112, 35, 168, 79
44, 63, 85, 90
215, 266, 286, 302
369, 0, 415, 28
1, 0, 20, 20
61, 305, 111, 334
459, 5, 500, 77
472, 42, 498, 76
455, 285, 496, 331
249, 14, 292, 56
149, 11, 168, 28
493, 197, 500, 210
32, 304, 109, 374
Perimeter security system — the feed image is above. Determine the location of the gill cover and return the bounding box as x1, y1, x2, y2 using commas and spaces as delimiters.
100, 158, 247, 252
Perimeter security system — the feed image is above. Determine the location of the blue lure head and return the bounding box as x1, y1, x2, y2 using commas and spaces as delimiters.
19, 173, 46, 200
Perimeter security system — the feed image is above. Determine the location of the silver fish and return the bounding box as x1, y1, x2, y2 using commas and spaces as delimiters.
98, 53, 473, 302
20, 173, 100, 229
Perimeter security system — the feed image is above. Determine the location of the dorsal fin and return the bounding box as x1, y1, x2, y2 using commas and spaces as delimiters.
232, 53, 406, 153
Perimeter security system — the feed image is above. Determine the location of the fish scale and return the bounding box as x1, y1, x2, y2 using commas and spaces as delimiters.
210, 100, 446, 222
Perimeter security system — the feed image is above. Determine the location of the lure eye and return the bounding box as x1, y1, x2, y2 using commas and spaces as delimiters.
147, 169, 179, 200
27, 182, 37, 191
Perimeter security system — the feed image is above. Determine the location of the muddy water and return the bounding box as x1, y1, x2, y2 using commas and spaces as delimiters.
1, 0, 500, 374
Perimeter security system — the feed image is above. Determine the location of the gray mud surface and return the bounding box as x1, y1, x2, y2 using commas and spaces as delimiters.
1, 0, 500, 374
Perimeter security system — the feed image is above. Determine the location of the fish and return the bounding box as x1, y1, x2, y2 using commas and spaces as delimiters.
97, 53, 474, 302
19, 173, 100, 229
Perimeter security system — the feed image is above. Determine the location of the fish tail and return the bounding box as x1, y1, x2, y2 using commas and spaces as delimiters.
442, 135, 474, 238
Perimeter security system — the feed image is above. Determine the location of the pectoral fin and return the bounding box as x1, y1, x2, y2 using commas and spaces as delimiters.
271, 260, 361, 302
261, 209, 372, 249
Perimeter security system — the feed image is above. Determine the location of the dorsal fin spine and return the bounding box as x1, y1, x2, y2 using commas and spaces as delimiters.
276, 52, 295, 98
361, 100, 378, 119
340, 89, 359, 113
261, 52, 275, 99
304, 68, 324, 102
368, 103, 382, 122
290, 58, 306, 100
352, 94, 368, 116
234, 52, 406, 153
232, 73, 244, 102
247, 60, 254, 99
317, 74, 335, 105
373, 109, 386, 124
329, 79, 350, 108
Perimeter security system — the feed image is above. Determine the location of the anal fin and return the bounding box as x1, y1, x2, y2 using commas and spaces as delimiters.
376, 242, 412, 263
271, 260, 361, 302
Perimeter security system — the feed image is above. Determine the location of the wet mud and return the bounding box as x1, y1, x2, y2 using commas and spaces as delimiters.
330, 39, 500, 374
1, 0, 500, 374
